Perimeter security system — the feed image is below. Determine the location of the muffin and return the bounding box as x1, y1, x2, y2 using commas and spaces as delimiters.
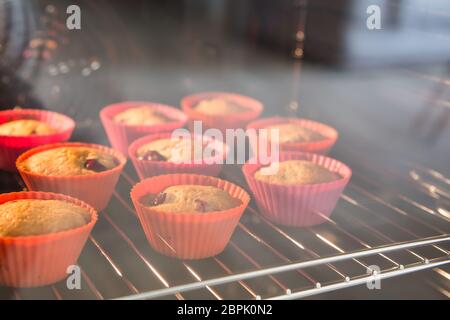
194, 98, 249, 116
113, 105, 171, 126
131, 174, 250, 259
243, 152, 351, 227
246, 117, 338, 155
265, 123, 325, 144
142, 185, 242, 213
254, 160, 340, 185
100, 101, 188, 155
16, 142, 126, 211
137, 137, 194, 162
0, 119, 56, 136
129, 133, 227, 179
181, 92, 263, 132
0, 109, 75, 171
0, 191, 97, 287
19, 146, 119, 176
0, 199, 91, 237
136, 136, 220, 163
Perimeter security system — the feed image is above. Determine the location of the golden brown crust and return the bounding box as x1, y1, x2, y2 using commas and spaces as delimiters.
195, 98, 248, 116
19, 146, 118, 176
113, 106, 170, 126
146, 185, 241, 213
255, 160, 340, 185
265, 123, 325, 144
136, 138, 205, 163
0, 199, 91, 237
0, 119, 56, 136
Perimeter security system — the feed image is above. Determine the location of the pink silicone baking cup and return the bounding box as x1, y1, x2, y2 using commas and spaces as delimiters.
16, 142, 126, 211
130, 174, 250, 259
128, 132, 229, 180
0, 109, 75, 172
100, 101, 188, 155
246, 117, 338, 156
181, 92, 263, 132
0, 191, 97, 288
243, 152, 351, 226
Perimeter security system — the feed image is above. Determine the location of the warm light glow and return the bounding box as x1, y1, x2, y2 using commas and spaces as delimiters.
294, 48, 303, 57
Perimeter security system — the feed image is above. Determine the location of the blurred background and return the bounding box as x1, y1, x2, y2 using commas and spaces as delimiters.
0, 0, 449, 299
0, 0, 448, 171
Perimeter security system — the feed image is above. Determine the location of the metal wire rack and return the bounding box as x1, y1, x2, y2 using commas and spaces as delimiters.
1, 137, 449, 300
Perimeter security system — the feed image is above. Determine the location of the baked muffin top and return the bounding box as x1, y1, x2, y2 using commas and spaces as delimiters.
19, 146, 118, 176
0, 119, 56, 136
137, 137, 212, 163
195, 98, 248, 116
143, 185, 241, 213
0, 199, 91, 237
255, 160, 340, 185
113, 106, 170, 126
266, 123, 325, 144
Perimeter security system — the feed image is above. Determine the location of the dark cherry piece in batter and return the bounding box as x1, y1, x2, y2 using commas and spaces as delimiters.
153, 192, 167, 206
139, 150, 167, 161
84, 159, 108, 172
194, 199, 207, 212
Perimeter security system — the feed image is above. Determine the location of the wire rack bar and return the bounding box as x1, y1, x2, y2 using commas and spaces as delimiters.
4, 140, 449, 300
267, 258, 450, 300
115, 235, 449, 300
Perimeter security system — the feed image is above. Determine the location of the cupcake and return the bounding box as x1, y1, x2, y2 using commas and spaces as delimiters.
181, 92, 263, 132
243, 152, 351, 226
0, 108, 75, 171
128, 132, 228, 179
254, 160, 340, 185
246, 117, 338, 155
146, 185, 241, 213
16, 142, 126, 211
194, 98, 249, 116
0, 119, 56, 136
113, 106, 171, 126
100, 101, 187, 155
0, 191, 97, 287
130, 174, 250, 259
0, 199, 91, 237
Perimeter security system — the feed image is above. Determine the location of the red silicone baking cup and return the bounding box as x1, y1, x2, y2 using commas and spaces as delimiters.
246, 117, 338, 155
130, 174, 250, 259
0, 191, 97, 287
16, 142, 126, 211
0, 109, 75, 172
128, 132, 229, 180
181, 92, 263, 132
243, 152, 351, 227
100, 101, 188, 155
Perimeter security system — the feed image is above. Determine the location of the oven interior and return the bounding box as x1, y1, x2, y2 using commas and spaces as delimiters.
0, 0, 449, 300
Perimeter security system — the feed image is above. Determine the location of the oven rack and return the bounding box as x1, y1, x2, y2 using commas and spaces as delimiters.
118, 236, 450, 300
2, 144, 449, 300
